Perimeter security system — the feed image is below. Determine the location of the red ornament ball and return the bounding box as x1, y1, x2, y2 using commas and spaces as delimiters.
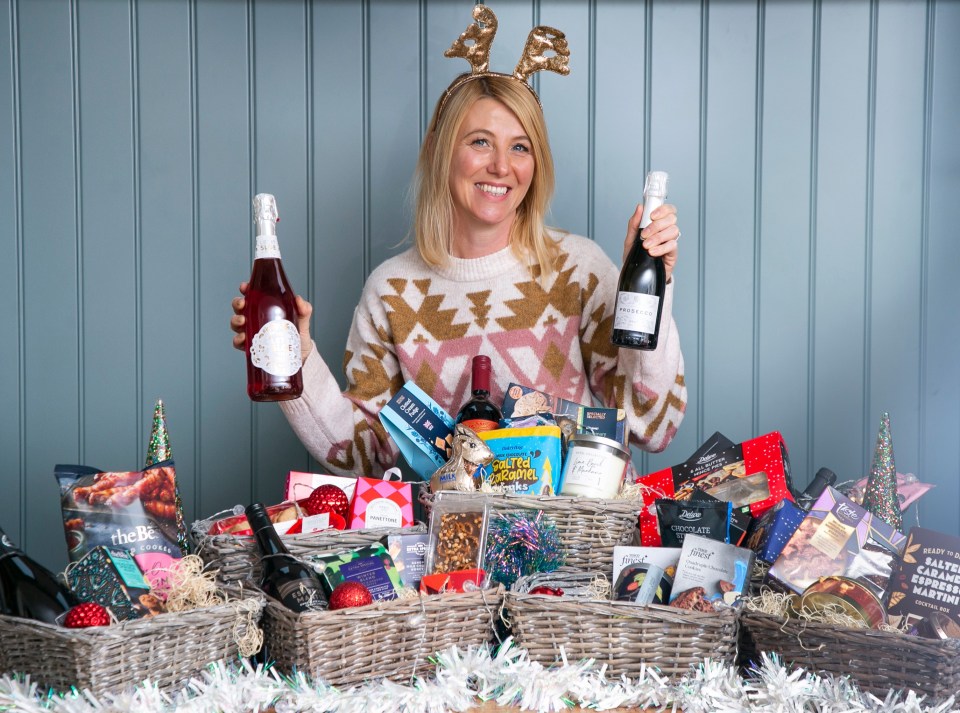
329, 581, 373, 610
528, 586, 564, 596
300, 484, 350, 520
64, 602, 111, 628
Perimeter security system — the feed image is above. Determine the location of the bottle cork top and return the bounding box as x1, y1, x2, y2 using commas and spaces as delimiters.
252, 193, 279, 224
643, 171, 669, 199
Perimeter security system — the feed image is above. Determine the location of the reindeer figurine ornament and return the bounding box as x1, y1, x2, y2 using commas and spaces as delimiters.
430, 424, 495, 493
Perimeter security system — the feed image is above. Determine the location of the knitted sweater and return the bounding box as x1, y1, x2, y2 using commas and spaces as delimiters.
280, 232, 687, 477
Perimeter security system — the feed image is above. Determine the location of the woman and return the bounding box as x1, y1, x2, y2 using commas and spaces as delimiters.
231, 73, 686, 479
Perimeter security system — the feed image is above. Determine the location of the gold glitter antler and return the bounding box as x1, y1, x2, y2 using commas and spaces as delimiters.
514, 25, 571, 82
444, 4, 499, 74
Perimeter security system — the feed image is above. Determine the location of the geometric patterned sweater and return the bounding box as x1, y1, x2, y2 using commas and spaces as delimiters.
280, 231, 687, 478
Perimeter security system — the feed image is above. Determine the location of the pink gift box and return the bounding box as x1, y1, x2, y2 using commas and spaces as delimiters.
285, 471, 357, 503
348, 468, 414, 530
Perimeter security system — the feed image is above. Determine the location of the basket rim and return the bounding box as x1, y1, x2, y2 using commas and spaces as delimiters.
430, 490, 642, 514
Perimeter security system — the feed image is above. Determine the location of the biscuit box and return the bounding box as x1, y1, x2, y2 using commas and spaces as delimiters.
636, 431, 794, 546
766, 486, 906, 597
500, 382, 627, 445
378, 381, 455, 480
745, 498, 806, 564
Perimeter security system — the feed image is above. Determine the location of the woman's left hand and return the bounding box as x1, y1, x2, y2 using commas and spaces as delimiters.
622, 203, 680, 282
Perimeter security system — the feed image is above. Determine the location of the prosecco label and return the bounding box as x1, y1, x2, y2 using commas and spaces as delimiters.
613, 291, 659, 334
255, 235, 281, 259
250, 319, 302, 377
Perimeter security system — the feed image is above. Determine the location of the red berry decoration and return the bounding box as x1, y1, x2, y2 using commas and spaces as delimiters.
301, 484, 350, 520
64, 602, 111, 628
329, 581, 373, 610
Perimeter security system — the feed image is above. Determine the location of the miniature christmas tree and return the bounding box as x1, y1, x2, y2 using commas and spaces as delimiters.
862, 411, 903, 531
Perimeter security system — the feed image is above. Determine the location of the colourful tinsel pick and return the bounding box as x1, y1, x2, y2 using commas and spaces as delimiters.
484, 509, 564, 589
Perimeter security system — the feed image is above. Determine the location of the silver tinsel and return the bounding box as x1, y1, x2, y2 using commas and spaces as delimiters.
0, 642, 957, 713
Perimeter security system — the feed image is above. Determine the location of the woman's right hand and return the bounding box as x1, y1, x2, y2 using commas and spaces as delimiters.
231, 282, 315, 363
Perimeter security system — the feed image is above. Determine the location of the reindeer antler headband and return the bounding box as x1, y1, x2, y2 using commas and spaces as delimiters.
436, 4, 570, 121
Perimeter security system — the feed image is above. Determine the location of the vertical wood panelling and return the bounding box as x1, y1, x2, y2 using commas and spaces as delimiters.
250, 0, 311, 503
645, 0, 704, 474
77, 0, 139, 470
813, 1, 871, 483
922, 0, 960, 536
0, 0, 958, 570
138, 0, 199, 523
195, 0, 253, 518
0, 0, 22, 542
701, 1, 758, 444
311, 1, 366, 390
757, 1, 815, 488
869, 0, 926, 519
18, 0, 80, 563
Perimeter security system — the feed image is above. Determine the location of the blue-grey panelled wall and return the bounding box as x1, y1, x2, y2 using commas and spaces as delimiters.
1, 0, 957, 571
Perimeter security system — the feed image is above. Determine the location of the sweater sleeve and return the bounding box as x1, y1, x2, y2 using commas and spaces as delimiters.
578, 252, 687, 453
279, 282, 403, 478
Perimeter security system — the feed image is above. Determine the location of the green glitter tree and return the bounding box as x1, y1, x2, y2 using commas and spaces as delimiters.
862, 411, 903, 531
145, 399, 189, 554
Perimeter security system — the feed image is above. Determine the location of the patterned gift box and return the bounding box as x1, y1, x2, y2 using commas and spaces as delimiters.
348, 468, 414, 529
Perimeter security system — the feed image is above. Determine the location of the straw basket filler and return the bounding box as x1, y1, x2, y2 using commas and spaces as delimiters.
262, 585, 504, 687
740, 609, 960, 701
191, 510, 427, 584
0, 589, 265, 696
506, 569, 739, 680
432, 491, 641, 574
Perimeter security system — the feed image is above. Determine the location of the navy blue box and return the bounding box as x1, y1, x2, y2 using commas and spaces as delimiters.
745, 499, 806, 564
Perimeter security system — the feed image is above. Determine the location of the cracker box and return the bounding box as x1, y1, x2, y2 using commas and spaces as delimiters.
766, 486, 906, 596
348, 468, 414, 529
478, 426, 563, 495
636, 431, 793, 546
378, 381, 455, 479
886, 527, 960, 631
745, 498, 806, 564
285, 471, 357, 504
500, 382, 627, 445
309, 543, 403, 601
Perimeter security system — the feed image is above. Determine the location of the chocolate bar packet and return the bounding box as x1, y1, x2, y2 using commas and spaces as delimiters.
656, 498, 731, 547
691, 488, 753, 545
56, 461, 184, 589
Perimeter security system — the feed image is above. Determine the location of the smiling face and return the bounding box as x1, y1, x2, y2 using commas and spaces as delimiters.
447, 97, 535, 250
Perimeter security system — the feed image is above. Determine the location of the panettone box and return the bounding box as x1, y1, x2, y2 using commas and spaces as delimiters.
636, 431, 793, 546
766, 486, 906, 596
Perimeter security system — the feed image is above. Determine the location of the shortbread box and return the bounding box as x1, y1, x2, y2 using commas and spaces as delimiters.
636, 431, 794, 546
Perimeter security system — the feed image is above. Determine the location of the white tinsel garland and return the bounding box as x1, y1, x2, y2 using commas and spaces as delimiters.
0, 640, 957, 713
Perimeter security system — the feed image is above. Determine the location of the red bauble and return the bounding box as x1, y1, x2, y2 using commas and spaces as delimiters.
528, 586, 564, 596
64, 602, 111, 628
329, 581, 373, 610
300, 484, 350, 520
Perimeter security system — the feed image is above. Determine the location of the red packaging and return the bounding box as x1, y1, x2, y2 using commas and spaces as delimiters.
348, 468, 414, 530
285, 471, 357, 504
207, 501, 336, 536
637, 431, 793, 546
419, 569, 486, 595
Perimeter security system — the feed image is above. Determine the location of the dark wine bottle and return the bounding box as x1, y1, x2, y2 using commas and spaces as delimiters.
796, 467, 838, 510
0, 526, 79, 624
456, 355, 502, 433
245, 503, 327, 612
244, 193, 303, 402
611, 170, 669, 350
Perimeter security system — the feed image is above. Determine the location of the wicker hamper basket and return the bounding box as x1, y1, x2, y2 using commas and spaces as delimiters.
262, 586, 504, 687
191, 511, 427, 584
431, 491, 640, 574
505, 569, 740, 680
0, 589, 264, 696
740, 609, 960, 701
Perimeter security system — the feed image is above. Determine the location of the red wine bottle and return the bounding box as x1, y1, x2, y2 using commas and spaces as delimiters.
456, 355, 502, 432
611, 171, 669, 350
245, 503, 327, 612
244, 193, 303, 402
0, 526, 79, 624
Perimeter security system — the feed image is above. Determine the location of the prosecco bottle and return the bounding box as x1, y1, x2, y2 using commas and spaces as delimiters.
796, 467, 838, 510
0, 526, 79, 624
244, 193, 303, 401
245, 503, 327, 612
456, 355, 502, 433
611, 170, 669, 350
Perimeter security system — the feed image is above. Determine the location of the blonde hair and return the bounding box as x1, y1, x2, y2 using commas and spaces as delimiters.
412, 75, 561, 275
